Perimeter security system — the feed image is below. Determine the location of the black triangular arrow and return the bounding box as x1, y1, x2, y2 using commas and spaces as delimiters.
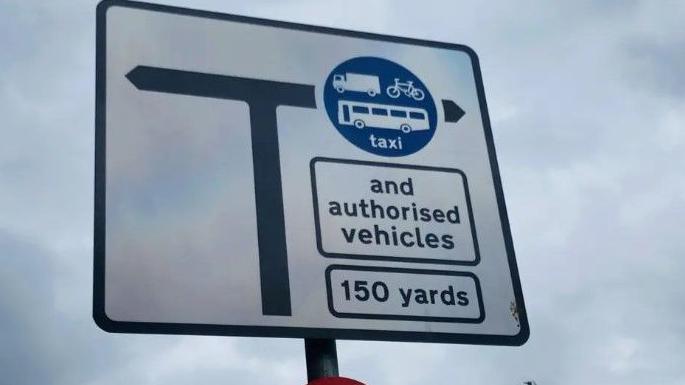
442, 99, 465, 123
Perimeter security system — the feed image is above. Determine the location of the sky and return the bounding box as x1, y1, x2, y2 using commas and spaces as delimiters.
1, 0, 684, 384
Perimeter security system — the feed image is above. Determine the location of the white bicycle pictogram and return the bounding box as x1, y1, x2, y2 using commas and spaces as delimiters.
386, 78, 425, 101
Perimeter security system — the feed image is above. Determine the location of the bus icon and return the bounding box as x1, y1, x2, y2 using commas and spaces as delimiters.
337, 100, 429, 133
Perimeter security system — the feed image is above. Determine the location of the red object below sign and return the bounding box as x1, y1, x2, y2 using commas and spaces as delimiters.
306, 377, 366, 385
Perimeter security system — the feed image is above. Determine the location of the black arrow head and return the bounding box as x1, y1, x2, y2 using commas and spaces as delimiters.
125, 65, 149, 90
442, 99, 465, 123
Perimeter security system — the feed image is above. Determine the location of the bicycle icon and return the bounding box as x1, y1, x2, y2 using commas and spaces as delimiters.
386, 78, 425, 101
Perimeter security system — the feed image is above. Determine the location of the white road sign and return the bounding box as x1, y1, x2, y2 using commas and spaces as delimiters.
94, 0, 529, 345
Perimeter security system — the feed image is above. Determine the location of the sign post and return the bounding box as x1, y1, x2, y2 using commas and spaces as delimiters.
95, 0, 528, 380
305, 339, 339, 381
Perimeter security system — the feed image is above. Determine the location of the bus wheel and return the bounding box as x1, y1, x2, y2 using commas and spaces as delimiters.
400, 124, 411, 133
354, 119, 366, 129
367, 89, 377, 97
335, 86, 345, 93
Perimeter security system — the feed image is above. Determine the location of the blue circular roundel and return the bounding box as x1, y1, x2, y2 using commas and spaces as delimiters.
324, 57, 437, 157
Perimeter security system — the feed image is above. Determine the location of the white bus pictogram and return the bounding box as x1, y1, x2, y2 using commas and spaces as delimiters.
337, 100, 429, 133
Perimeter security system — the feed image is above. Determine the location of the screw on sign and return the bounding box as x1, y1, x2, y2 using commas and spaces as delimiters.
307, 377, 366, 385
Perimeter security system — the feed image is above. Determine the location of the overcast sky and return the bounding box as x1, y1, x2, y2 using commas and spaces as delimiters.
1, 0, 684, 384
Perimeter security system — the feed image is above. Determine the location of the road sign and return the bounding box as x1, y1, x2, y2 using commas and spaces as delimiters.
94, 0, 529, 345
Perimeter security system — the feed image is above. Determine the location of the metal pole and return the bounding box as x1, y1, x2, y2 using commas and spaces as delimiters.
304, 338, 339, 382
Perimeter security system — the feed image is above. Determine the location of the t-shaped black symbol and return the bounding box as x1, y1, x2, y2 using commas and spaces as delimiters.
127, 65, 316, 316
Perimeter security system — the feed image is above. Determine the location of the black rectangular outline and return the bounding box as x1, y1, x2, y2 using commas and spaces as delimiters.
310, 157, 481, 266
325, 265, 485, 323
94, 0, 529, 346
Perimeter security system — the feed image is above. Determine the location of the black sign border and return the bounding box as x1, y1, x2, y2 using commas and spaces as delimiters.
310, 157, 481, 266
94, 0, 529, 346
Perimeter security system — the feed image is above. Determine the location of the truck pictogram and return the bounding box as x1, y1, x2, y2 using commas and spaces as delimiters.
332, 73, 381, 97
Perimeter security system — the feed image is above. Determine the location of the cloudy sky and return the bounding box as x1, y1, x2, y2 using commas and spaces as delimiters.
1, 0, 684, 384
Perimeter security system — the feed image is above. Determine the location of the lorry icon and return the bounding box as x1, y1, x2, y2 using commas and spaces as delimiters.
332, 73, 381, 97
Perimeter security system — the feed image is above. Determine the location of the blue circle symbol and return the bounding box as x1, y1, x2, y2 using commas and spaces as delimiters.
324, 57, 437, 157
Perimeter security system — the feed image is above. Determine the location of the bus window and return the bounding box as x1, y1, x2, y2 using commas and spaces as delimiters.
390, 110, 407, 118
352, 106, 369, 114
409, 111, 425, 120
372, 108, 388, 116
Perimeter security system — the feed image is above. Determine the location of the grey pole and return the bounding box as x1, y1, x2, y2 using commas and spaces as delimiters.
304, 338, 339, 382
